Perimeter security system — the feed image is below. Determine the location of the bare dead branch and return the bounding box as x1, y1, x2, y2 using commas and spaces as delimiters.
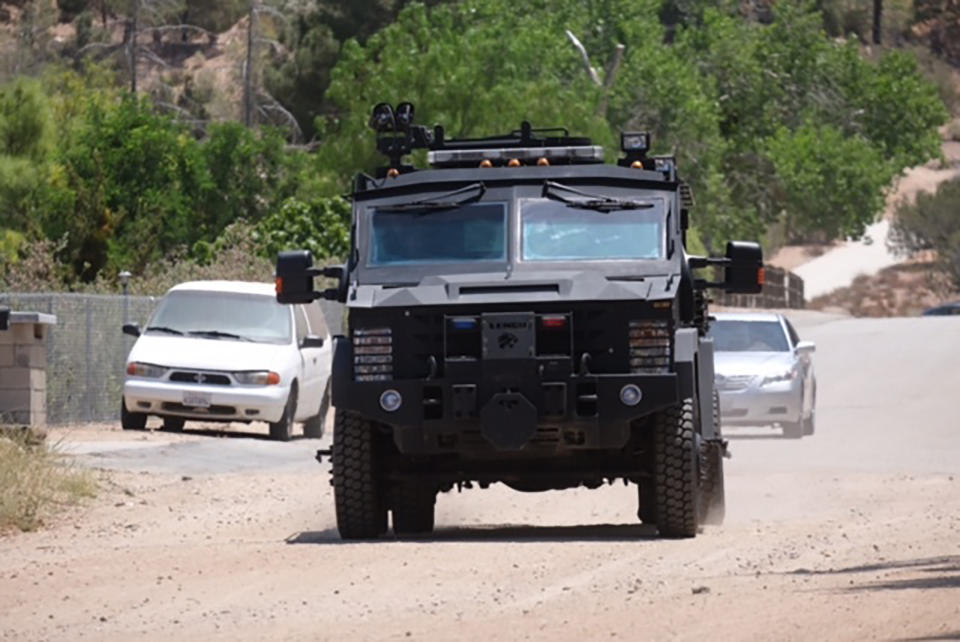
565, 29, 601, 87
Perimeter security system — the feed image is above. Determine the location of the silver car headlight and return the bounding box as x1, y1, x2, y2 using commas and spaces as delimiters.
761, 368, 798, 386
126, 362, 167, 378
234, 370, 281, 385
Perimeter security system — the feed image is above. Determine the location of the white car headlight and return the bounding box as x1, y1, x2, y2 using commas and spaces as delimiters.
126, 362, 167, 378
761, 368, 798, 386
234, 370, 281, 385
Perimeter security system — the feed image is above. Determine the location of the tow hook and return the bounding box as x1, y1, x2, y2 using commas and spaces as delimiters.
315, 448, 332, 464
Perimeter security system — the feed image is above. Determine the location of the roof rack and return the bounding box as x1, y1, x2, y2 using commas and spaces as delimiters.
369, 102, 605, 172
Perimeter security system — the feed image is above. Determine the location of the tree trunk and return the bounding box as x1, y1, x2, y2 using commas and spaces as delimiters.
872, 0, 882, 45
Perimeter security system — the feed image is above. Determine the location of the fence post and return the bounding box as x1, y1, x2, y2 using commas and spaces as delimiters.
84, 297, 93, 423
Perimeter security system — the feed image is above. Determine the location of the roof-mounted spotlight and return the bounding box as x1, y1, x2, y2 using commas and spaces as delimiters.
621, 132, 650, 154
395, 102, 415, 132
369, 102, 396, 133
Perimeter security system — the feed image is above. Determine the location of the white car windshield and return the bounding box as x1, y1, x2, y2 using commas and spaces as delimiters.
521, 198, 664, 261
147, 291, 291, 344
709, 320, 789, 352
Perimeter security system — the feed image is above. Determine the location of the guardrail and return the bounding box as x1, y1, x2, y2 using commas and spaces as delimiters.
712, 265, 805, 309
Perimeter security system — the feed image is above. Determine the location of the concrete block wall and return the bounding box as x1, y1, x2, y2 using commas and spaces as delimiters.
0, 313, 56, 426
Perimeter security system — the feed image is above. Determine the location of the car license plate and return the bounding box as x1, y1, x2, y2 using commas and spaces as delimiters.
182, 391, 211, 408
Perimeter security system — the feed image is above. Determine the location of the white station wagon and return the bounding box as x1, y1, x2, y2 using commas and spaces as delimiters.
121, 281, 332, 441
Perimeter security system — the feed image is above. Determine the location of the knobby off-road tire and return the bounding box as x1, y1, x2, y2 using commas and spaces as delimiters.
303, 380, 331, 439
332, 409, 388, 539
121, 402, 146, 430
653, 398, 701, 538
269, 386, 297, 442
392, 483, 436, 537
700, 390, 726, 526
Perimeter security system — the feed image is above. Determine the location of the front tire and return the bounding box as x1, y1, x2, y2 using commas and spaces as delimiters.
700, 390, 726, 525
652, 399, 701, 538
269, 386, 297, 442
162, 417, 185, 432
121, 401, 146, 430
331, 409, 388, 539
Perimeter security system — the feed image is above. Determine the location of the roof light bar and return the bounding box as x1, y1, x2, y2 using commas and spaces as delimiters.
429, 145, 604, 167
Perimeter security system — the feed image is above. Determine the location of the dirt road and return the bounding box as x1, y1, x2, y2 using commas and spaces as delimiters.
2, 312, 959, 641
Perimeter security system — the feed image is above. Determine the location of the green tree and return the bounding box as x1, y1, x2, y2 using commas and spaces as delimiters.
766, 122, 892, 240
889, 177, 960, 289
254, 196, 351, 261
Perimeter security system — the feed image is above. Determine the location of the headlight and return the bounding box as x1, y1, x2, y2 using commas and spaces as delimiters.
761, 368, 798, 386
353, 327, 393, 382
628, 319, 671, 374
126, 362, 167, 378
234, 370, 281, 385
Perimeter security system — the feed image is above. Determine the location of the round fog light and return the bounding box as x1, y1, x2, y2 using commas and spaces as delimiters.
379, 389, 402, 412
619, 384, 643, 407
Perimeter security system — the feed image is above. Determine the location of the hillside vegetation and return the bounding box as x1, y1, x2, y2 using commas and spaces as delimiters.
0, 0, 952, 293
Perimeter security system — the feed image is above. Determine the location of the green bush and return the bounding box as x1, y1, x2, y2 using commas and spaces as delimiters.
890, 177, 960, 289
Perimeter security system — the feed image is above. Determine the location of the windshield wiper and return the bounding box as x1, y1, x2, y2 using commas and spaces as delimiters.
379, 182, 486, 213
145, 326, 183, 335
543, 180, 655, 212
187, 330, 253, 342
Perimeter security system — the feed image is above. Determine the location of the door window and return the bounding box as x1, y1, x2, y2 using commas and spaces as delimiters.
304, 302, 329, 337
294, 306, 309, 345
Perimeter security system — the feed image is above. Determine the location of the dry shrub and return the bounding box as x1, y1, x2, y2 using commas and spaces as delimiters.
0, 429, 96, 533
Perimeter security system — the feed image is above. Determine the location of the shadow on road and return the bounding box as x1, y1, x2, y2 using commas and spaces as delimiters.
287, 522, 660, 545
165, 426, 318, 442
782, 555, 960, 593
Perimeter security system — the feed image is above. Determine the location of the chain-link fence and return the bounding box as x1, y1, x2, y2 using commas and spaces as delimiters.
0, 293, 159, 425
0, 292, 345, 426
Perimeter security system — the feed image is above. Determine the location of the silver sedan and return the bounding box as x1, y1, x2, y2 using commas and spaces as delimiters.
709, 313, 816, 438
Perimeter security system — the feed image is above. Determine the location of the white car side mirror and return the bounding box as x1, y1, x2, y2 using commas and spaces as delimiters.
796, 340, 816, 354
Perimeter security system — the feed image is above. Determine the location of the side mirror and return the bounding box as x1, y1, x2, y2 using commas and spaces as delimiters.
301, 335, 325, 349
795, 340, 816, 355
276, 250, 347, 304
276, 250, 317, 304
122, 323, 141, 337
0, 306, 9, 331
724, 241, 764, 294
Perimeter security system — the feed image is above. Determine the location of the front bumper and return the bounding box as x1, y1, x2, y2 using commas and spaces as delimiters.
123, 378, 289, 423
334, 371, 681, 455
717, 376, 802, 427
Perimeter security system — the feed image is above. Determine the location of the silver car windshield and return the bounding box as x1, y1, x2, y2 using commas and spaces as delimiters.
521, 198, 664, 262
709, 320, 789, 352
369, 202, 507, 266
148, 291, 291, 344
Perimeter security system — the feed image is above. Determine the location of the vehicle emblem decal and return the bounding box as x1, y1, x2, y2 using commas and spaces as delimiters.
498, 332, 519, 350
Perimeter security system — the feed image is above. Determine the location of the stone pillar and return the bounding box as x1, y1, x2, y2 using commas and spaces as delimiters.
0, 312, 57, 427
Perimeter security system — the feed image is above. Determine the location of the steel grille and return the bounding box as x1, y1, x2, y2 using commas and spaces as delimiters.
353, 327, 393, 381
628, 319, 672, 374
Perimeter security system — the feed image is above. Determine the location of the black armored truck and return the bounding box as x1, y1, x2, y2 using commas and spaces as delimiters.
276, 103, 763, 539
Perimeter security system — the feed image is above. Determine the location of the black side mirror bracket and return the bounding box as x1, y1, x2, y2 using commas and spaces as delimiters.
122, 323, 141, 337
276, 250, 348, 304
689, 241, 764, 294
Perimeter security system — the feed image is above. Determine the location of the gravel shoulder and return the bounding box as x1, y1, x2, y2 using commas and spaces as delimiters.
1, 313, 959, 641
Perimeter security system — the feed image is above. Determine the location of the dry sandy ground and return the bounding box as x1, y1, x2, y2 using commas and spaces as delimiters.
2, 313, 960, 641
